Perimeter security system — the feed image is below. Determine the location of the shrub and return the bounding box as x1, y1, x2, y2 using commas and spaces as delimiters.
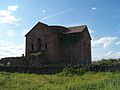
62, 67, 87, 76
94, 58, 119, 66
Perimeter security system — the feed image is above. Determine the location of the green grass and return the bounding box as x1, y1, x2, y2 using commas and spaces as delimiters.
0, 71, 120, 90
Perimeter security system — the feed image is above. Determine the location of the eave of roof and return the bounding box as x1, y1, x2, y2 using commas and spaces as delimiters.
63, 25, 92, 40
63, 25, 86, 34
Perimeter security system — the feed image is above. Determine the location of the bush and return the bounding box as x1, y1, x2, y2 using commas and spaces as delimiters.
62, 67, 87, 76
94, 58, 120, 66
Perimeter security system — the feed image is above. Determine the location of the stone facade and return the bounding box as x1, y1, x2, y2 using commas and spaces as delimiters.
0, 57, 26, 66
25, 22, 92, 66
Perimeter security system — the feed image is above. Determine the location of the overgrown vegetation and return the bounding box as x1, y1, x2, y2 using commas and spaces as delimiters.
0, 58, 120, 90
0, 71, 120, 90
92, 58, 120, 65
62, 67, 87, 76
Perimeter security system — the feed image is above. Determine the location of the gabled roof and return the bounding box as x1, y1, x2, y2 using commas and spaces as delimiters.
49, 26, 68, 33
64, 25, 87, 34
64, 25, 91, 40
25, 22, 48, 36
25, 22, 91, 40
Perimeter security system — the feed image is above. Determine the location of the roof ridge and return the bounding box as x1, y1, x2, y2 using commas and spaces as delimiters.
68, 25, 87, 28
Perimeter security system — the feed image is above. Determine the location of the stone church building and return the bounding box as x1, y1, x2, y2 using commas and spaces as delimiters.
25, 22, 91, 66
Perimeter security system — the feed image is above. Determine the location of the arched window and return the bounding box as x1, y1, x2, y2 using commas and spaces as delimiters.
37, 38, 41, 50
31, 44, 34, 51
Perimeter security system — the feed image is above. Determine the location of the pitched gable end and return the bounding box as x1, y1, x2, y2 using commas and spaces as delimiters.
25, 22, 48, 37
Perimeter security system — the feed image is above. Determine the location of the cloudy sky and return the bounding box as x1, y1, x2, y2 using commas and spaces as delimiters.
0, 0, 120, 60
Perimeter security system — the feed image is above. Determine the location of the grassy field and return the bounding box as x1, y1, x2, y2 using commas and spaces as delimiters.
0, 71, 120, 90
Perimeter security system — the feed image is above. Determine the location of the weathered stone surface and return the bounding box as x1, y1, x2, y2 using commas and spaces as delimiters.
25, 22, 92, 66
0, 57, 26, 66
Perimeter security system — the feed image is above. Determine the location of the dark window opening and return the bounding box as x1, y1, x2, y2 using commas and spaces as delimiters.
37, 38, 41, 50
45, 43, 47, 50
32, 44, 34, 51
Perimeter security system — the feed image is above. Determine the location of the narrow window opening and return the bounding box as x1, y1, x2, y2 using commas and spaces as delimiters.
32, 44, 34, 51
37, 38, 41, 50
45, 43, 47, 50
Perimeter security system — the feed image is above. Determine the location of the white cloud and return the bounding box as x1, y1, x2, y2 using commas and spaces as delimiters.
0, 29, 16, 37
92, 37, 117, 48
92, 36, 120, 60
92, 7, 96, 10
89, 29, 94, 34
104, 51, 120, 59
105, 51, 112, 56
117, 52, 120, 57
107, 52, 120, 59
8, 5, 18, 11
7, 30, 16, 37
0, 40, 24, 58
0, 5, 21, 24
116, 41, 120, 45
92, 50, 120, 60
41, 8, 75, 21
42, 10, 46, 13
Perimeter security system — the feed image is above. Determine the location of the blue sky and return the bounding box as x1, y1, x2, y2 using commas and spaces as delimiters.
0, 0, 120, 60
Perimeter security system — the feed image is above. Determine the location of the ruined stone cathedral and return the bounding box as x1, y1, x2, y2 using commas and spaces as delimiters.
25, 22, 91, 66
